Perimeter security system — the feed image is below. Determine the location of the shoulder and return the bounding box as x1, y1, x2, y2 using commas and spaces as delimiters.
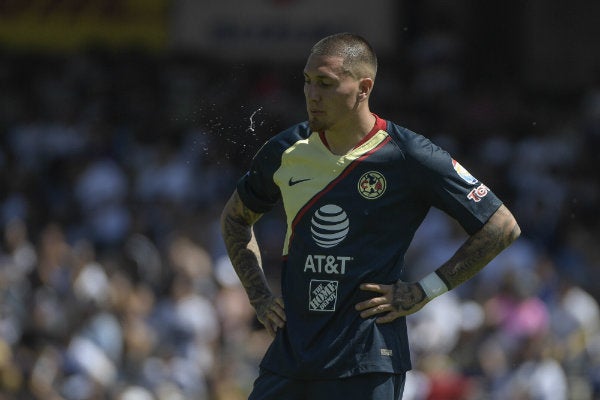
260, 122, 311, 154
236, 123, 310, 213
384, 120, 444, 163
247, 122, 311, 169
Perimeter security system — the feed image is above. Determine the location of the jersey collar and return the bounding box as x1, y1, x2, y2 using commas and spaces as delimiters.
318, 113, 386, 152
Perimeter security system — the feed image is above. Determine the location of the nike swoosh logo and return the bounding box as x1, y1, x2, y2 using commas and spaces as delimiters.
288, 177, 312, 186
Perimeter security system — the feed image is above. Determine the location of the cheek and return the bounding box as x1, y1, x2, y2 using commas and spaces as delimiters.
337, 85, 360, 106
339, 91, 359, 109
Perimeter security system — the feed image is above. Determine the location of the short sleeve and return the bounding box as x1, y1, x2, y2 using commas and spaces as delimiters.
236, 140, 282, 214
406, 134, 502, 234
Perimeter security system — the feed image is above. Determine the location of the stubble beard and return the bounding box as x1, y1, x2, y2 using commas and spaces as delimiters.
308, 117, 329, 133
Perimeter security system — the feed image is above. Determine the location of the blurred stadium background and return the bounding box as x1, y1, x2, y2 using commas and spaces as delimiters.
0, 0, 599, 399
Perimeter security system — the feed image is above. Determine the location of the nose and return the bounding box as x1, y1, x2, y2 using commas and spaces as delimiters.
304, 82, 319, 102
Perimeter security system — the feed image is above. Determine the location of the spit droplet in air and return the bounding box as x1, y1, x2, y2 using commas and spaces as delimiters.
247, 107, 263, 132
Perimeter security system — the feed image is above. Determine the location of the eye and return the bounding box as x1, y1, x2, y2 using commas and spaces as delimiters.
303, 76, 334, 87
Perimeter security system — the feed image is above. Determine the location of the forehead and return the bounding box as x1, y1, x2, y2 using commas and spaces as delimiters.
303, 54, 347, 78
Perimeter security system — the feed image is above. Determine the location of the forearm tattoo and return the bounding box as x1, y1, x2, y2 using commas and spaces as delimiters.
438, 205, 520, 290
221, 194, 272, 306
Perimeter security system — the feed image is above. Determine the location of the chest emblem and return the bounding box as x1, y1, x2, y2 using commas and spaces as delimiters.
358, 171, 387, 199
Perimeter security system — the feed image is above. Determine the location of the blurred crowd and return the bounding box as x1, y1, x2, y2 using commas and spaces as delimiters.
0, 22, 599, 400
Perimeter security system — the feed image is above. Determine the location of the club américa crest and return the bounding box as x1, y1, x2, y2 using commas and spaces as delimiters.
357, 171, 387, 199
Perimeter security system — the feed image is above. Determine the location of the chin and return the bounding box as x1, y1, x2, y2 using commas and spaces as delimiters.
309, 119, 328, 132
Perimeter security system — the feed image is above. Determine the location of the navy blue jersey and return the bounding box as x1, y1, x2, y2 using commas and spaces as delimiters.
237, 115, 502, 379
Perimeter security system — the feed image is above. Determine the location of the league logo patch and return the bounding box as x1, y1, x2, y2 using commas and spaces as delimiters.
452, 159, 478, 185
308, 280, 338, 312
358, 171, 387, 199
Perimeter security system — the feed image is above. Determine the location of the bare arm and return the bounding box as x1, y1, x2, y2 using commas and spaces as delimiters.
220, 191, 285, 336
436, 204, 521, 288
356, 204, 521, 323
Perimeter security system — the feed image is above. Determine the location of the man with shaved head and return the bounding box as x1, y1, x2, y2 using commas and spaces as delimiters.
221, 32, 520, 399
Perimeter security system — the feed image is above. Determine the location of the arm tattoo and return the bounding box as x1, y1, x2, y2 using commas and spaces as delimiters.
437, 205, 521, 290
221, 192, 273, 307
392, 281, 426, 311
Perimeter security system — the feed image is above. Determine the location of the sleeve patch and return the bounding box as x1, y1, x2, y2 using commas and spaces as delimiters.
452, 159, 478, 185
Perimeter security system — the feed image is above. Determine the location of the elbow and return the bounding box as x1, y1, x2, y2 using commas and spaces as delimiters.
509, 220, 521, 243
219, 207, 229, 230
219, 212, 227, 237
492, 204, 521, 248
503, 214, 521, 248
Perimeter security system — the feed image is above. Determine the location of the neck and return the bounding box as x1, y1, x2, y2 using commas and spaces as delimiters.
324, 111, 375, 155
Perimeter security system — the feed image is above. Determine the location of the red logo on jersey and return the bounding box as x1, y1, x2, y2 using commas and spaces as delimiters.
467, 184, 489, 202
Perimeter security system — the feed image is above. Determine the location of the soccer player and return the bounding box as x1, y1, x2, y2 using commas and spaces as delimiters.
220, 32, 520, 400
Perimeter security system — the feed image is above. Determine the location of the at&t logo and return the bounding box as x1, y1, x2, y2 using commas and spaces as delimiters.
305, 204, 353, 276
310, 204, 349, 248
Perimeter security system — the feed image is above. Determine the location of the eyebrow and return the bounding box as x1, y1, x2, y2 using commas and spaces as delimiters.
303, 71, 337, 80
304, 65, 346, 77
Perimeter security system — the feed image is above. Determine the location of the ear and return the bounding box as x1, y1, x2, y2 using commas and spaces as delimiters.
357, 78, 374, 101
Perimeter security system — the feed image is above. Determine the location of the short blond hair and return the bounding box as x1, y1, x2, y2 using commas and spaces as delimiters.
310, 33, 378, 81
